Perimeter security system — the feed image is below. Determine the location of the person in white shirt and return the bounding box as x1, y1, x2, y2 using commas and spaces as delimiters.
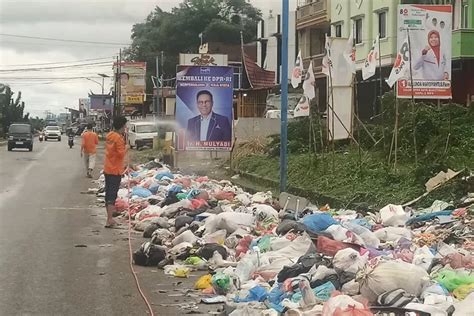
413, 30, 449, 81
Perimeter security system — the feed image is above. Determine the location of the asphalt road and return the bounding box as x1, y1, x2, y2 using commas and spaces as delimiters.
0, 138, 221, 316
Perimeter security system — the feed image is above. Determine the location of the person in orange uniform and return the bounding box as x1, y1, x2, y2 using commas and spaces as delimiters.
81, 123, 99, 178
104, 116, 128, 228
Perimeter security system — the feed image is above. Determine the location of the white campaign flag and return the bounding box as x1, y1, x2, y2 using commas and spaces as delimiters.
387, 35, 410, 88
343, 34, 356, 74
294, 95, 310, 117
303, 61, 316, 100
362, 35, 380, 80
321, 34, 332, 77
291, 50, 304, 88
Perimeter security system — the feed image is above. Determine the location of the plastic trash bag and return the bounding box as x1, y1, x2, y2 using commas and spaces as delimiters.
299, 278, 317, 307
342, 222, 380, 248
291, 281, 336, 303
252, 191, 272, 204
453, 283, 474, 300
316, 236, 359, 257
205, 212, 255, 235
412, 246, 434, 271
195, 274, 213, 290
257, 235, 272, 253
133, 242, 167, 266
172, 230, 197, 246
341, 280, 360, 296
132, 187, 152, 198
234, 285, 268, 303
212, 272, 231, 295
373, 227, 412, 243
322, 291, 372, 316
252, 204, 279, 221
204, 229, 227, 245
155, 171, 174, 180
435, 270, 474, 292
379, 204, 409, 226
333, 248, 368, 274
197, 243, 228, 260
301, 213, 338, 234
357, 260, 430, 303
151, 228, 174, 245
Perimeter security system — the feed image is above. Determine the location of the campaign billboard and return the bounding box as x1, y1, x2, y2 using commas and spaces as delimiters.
89, 95, 113, 111
175, 66, 233, 151
396, 5, 452, 99
113, 62, 146, 104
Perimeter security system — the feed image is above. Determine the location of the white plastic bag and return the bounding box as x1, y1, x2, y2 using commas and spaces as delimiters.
379, 204, 409, 226
341, 280, 360, 296
358, 260, 430, 303
204, 229, 227, 245
412, 246, 435, 271
374, 227, 412, 242
343, 221, 380, 248
172, 230, 197, 246
333, 248, 368, 274
322, 294, 365, 316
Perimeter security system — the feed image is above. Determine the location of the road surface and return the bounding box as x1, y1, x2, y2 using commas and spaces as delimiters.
0, 139, 219, 315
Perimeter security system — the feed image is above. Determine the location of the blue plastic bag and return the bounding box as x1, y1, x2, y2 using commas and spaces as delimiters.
168, 185, 183, 195
131, 187, 152, 198
301, 213, 338, 233
148, 183, 160, 194
291, 281, 336, 303
155, 171, 174, 180
234, 285, 268, 303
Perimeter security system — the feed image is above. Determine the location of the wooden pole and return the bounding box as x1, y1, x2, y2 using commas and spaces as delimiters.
407, 29, 418, 166
394, 94, 399, 170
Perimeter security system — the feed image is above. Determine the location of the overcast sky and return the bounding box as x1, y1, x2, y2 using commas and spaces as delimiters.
0, 0, 295, 118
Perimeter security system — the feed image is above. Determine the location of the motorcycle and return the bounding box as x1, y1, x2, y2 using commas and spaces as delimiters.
68, 135, 74, 148
39, 132, 44, 142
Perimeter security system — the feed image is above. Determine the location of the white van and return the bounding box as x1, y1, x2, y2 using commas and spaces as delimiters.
127, 121, 157, 150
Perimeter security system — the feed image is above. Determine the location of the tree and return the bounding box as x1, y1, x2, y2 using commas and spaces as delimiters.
0, 85, 27, 136
123, 0, 261, 95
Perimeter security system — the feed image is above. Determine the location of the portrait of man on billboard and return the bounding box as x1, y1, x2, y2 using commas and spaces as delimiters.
186, 90, 231, 142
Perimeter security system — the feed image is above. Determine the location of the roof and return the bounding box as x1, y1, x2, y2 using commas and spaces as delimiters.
242, 51, 276, 89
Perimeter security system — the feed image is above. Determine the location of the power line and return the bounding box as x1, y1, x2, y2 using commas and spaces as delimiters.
0, 33, 131, 46
0, 76, 102, 80
0, 56, 116, 67
0, 61, 113, 72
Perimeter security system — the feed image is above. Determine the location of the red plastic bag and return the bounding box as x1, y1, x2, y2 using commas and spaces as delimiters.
191, 198, 208, 209
323, 291, 373, 316
213, 190, 236, 201
236, 235, 253, 257
115, 198, 129, 212
316, 236, 360, 257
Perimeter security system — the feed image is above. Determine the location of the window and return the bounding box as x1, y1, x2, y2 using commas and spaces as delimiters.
310, 28, 325, 56
355, 18, 363, 44
378, 11, 387, 39
335, 24, 342, 38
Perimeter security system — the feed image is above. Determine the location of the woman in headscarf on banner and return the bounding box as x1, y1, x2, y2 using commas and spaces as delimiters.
413, 30, 449, 81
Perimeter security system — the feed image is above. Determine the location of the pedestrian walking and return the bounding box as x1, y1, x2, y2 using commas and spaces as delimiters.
103, 116, 127, 228
81, 123, 99, 178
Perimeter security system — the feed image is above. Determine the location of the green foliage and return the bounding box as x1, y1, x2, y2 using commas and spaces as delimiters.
0, 85, 28, 137
123, 0, 261, 95
235, 94, 473, 208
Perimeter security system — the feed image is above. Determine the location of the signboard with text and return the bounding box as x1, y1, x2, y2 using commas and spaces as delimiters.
175, 66, 233, 151
113, 62, 146, 104
396, 4, 452, 99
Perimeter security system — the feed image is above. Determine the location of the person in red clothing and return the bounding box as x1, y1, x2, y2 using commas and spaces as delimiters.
81, 123, 99, 178
104, 116, 127, 228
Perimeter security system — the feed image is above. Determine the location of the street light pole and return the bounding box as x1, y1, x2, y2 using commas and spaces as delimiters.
98, 73, 109, 95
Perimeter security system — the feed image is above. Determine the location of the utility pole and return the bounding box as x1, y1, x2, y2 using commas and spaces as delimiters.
160, 51, 164, 117
279, 0, 289, 192
155, 55, 160, 115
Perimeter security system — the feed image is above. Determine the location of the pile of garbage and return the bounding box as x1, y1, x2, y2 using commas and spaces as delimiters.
97, 160, 473, 316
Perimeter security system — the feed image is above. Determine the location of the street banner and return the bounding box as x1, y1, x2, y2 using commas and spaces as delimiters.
175, 66, 233, 151
90, 95, 113, 111
362, 35, 380, 80
395, 4, 452, 99
78, 98, 88, 119
179, 54, 228, 66
303, 61, 315, 100
343, 34, 356, 74
321, 34, 332, 77
291, 50, 303, 88
387, 35, 411, 88
294, 95, 310, 117
113, 62, 146, 104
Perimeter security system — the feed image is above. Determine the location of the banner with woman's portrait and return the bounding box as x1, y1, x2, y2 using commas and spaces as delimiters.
397, 5, 452, 99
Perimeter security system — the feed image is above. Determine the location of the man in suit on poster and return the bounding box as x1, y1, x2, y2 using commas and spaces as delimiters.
186, 90, 231, 142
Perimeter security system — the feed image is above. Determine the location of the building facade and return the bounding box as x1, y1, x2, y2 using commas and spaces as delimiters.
297, 0, 474, 118
257, 9, 297, 84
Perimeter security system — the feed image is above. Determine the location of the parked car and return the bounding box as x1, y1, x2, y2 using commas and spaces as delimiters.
127, 121, 157, 150
44, 126, 62, 141
7, 123, 34, 151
